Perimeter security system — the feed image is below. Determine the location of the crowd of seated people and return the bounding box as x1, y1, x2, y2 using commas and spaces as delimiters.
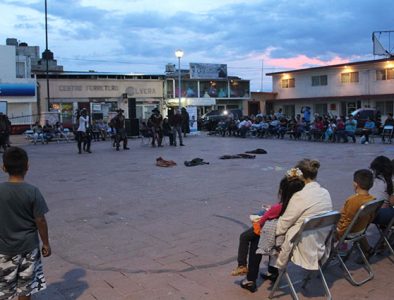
91, 120, 109, 141
210, 111, 391, 143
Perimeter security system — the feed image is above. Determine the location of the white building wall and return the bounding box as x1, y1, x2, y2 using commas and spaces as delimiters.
0, 45, 37, 121
273, 60, 394, 99
0, 45, 16, 80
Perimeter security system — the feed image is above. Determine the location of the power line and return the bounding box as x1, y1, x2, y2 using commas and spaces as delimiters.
57, 56, 283, 71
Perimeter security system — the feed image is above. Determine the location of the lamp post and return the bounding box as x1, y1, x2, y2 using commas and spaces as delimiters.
175, 49, 184, 109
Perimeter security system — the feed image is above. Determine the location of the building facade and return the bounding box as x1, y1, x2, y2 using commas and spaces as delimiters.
266, 57, 394, 118
36, 72, 164, 126
164, 63, 250, 117
0, 38, 64, 124
0, 44, 37, 120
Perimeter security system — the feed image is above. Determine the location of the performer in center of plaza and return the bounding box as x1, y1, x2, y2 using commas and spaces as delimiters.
76, 108, 92, 154
148, 108, 163, 147
110, 109, 129, 151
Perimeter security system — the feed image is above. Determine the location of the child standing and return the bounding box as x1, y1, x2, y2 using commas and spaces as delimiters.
0, 147, 51, 300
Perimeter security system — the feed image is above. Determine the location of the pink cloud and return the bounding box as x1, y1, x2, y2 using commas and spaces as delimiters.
265, 54, 350, 69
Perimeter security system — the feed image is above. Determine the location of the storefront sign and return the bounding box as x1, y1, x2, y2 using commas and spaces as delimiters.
50, 80, 163, 98
187, 98, 216, 106
0, 101, 7, 114
125, 87, 156, 96
0, 83, 35, 96
190, 63, 227, 79
58, 85, 119, 92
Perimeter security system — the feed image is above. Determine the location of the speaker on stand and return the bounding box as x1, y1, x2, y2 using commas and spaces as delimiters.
128, 98, 136, 119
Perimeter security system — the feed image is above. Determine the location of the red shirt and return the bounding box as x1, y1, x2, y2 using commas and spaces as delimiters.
259, 203, 283, 226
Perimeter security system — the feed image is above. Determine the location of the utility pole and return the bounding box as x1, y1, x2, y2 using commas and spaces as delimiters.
45, 0, 50, 112
261, 59, 264, 91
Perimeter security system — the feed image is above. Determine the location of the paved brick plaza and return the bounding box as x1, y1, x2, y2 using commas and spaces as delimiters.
4, 135, 394, 300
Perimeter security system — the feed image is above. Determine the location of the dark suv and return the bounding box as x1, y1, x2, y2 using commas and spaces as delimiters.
200, 109, 243, 131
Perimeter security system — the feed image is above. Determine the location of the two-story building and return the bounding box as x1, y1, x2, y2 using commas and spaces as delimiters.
164, 63, 250, 117
266, 57, 394, 119
0, 38, 64, 127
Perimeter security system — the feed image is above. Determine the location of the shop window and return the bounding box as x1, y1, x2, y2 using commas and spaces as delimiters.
230, 80, 249, 97
183, 81, 198, 98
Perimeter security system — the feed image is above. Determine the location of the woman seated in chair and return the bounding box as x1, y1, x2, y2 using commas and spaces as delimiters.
361, 117, 376, 144
369, 157, 394, 253
239, 169, 305, 293
274, 159, 332, 271
241, 159, 333, 293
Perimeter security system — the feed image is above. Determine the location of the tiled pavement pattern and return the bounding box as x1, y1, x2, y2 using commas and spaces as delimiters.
3, 134, 394, 300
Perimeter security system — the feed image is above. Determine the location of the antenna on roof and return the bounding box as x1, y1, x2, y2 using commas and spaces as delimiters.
372, 31, 394, 58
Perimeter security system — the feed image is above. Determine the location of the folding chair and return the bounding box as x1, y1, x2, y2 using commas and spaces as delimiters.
139, 131, 152, 145
269, 210, 341, 300
372, 215, 394, 262
332, 199, 384, 286
382, 125, 393, 144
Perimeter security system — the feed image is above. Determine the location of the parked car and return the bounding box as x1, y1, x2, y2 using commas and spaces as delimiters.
199, 109, 243, 131
351, 108, 382, 134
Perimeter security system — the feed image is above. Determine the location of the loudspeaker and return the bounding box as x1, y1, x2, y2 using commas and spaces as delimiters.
128, 98, 136, 119
125, 118, 139, 137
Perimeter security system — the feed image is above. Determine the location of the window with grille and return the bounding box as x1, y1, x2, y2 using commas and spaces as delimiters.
281, 78, 295, 88
283, 105, 295, 117
376, 101, 394, 115
376, 68, 394, 80
311, 75, 327, 86
314, 103, 328, 116
341, 72, 359, 83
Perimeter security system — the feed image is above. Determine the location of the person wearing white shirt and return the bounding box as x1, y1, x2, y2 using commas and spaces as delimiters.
76, 109, 91, 154
275, 159, 333, 270
370, 156, 394, 228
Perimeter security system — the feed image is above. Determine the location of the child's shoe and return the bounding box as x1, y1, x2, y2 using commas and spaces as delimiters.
261, 266, 279, 283
231, 265, 248, 276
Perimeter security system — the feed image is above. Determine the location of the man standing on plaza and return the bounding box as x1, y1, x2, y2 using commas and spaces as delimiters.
171, 109, 185, 146
76, 109, 92, 154
110, 109, 129, 151
181, 107, 190, 137
148, 108, 163, 147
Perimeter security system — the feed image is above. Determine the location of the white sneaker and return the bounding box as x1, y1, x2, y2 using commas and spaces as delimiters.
365, 142, 369, 144
249, 215, 261, 222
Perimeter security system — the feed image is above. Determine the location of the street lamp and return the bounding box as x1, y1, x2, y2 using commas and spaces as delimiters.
175, 49, 184, 109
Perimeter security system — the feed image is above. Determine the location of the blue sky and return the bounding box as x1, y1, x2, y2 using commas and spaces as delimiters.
1, 0, 393, 91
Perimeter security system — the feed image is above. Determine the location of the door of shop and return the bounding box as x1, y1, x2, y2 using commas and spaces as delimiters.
248, 101, 260, 116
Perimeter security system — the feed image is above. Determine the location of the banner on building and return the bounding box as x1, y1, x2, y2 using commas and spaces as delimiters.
189, 63, 227, 79
0, 84, 35, 96
186, 106, 198, 133
0, 101, 7, 114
